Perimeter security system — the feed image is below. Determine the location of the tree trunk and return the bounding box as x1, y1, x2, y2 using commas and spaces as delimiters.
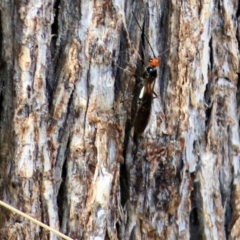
0, 0, 239, 239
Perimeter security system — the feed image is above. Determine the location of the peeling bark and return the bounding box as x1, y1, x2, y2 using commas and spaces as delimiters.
0, 0, 240, 240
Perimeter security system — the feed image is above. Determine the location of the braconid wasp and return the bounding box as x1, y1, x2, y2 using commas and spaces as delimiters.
131, 12, 160, 134
128, 12, 197, 135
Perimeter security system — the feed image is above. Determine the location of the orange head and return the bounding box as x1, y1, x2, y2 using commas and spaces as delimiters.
148, 57, 160, 67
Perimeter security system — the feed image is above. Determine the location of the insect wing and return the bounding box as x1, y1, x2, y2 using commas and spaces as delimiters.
133, 92, 153, 134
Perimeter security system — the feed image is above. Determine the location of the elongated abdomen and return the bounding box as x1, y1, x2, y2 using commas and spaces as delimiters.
134, 93, 152, 134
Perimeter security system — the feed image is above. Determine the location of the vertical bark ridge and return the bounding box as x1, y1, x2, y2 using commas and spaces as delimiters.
0, 0, 240, 239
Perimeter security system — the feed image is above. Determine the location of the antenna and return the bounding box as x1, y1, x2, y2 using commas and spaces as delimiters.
158, 32, 195, 57
132, 12, 156, 58
132, 12, 198, 60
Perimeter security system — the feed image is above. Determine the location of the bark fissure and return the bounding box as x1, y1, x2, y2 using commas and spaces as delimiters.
56, 137, 68, 229
0, 0, 240, 239
51, 0, 60, 42
189, 173, 204, 240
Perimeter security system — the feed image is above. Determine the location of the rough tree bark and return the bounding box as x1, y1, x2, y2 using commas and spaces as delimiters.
0, 0, 239, 239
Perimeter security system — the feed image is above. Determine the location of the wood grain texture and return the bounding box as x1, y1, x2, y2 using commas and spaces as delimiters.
0, 0, 239, 239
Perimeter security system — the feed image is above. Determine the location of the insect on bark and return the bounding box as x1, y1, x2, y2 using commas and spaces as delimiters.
133, 58, 159, 134
132, 13, 160, 134
130, 13, 196, 134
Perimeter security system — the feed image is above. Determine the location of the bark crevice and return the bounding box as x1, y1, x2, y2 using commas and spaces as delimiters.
57, 143, 68, 229
190, 174, 204, 240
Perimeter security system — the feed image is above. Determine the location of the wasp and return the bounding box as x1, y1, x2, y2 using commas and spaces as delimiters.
130, 13, 195, 134
132, 13, 160, 134
133, 57, 159, 134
